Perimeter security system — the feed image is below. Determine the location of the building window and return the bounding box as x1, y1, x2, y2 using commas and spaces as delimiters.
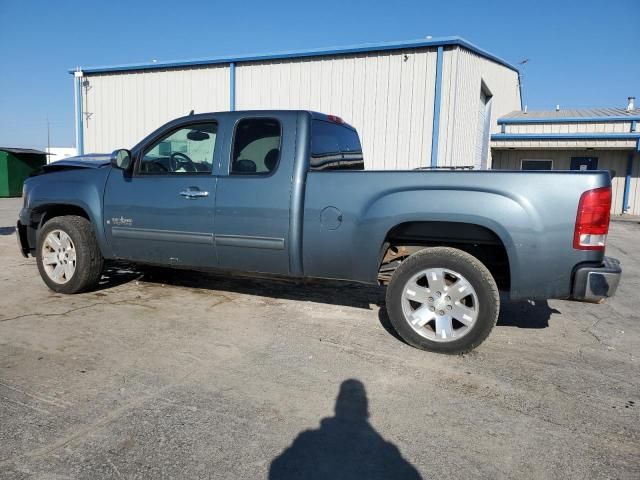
521, 159, 553, 170
570, 157, 599, 171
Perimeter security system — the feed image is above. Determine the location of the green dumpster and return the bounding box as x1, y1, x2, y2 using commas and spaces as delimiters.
0, 148, 47, 197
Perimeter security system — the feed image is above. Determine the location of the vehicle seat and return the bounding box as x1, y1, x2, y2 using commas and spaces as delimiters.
234, 159, 257, 173
264, 149, 279, 172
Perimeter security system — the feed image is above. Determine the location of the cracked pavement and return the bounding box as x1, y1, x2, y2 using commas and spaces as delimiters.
0, 197, 638, 479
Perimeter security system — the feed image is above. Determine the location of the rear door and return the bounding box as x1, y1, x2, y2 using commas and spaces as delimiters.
213, 114, 295, 274
103, 120, 221, 267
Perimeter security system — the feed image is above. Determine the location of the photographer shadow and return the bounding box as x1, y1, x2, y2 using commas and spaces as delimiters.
269, 379, 422, 480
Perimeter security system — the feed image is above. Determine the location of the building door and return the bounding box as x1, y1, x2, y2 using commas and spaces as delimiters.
475, 87, 493, 170
570, 157, 599, 171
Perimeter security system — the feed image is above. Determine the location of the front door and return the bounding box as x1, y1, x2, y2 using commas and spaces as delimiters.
103, 121, 220, 268
570, 156, 599, 171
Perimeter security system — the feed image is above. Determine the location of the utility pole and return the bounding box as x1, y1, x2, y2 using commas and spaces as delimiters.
518, 59, 530, 110
46, 115, 51, 163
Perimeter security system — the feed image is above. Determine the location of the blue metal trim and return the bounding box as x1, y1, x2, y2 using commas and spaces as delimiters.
637, 138, 640, 152
430, 46, 444, 167
491, 133, 640, 141
69, 36, 519, 75
498, 115, 640, 125
229, 62, 236, 111
632, 120, 637, 132
73, 71, 84, 155
622, 153, 634, 213
500, 124, 506, 134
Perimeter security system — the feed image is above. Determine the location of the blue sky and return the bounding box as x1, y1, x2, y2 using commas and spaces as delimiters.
0, 0, 638, 149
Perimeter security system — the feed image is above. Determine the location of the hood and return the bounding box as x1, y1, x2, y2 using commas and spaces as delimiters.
41, 154, 111, 172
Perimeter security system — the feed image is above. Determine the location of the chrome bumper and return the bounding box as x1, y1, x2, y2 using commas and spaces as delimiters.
572, 256, 621, 303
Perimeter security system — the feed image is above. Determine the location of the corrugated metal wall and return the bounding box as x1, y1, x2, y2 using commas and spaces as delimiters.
503, 121, 634, 134
81, 46, 521, 170
492, 139, 637, 149
438, 48, 521, 167
492, 149, 638, 215
83, 66, 230, 152
235, 50, 438, 170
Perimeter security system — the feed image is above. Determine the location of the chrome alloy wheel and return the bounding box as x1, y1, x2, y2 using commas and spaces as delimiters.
41, 230, 77, 284
401, 268, 479, 342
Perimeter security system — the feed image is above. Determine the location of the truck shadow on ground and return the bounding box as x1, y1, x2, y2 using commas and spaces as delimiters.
269, 379, 422, 480
497, 295, 559, 329
0, 226, 15, 235
100, 263, 386, 310
99, 263, 558, 333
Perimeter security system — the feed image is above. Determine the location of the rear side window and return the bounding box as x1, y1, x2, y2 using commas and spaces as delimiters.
231, 118, 281, 175
310, 120, 364, 171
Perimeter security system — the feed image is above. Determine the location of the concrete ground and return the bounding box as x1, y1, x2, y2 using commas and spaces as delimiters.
0, 196, 638, 479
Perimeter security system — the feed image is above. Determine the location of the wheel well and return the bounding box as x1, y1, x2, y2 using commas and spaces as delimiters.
32, 204, 90, 228
379, 221, 511, 291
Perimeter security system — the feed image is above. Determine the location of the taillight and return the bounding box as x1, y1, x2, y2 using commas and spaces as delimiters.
327, 114, 344, 124
573, 186, 611, 250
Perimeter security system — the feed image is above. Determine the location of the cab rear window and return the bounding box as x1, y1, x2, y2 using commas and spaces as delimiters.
310, 120, 364, 171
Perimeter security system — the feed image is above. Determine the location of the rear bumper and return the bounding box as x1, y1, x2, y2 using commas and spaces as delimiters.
571, 256, 621, 303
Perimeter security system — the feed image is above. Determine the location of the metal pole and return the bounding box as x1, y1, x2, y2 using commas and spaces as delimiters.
229, 62, 236, 111
430, 46, 444, 167
622, 153, 634, 213
73, 68, 84, 155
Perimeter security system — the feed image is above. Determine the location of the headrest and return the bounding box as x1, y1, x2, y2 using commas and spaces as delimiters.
264, 149, 279, 171
235, 159, 257, 173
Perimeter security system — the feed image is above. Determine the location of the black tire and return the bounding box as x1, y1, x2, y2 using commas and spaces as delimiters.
385, 247, 499, 354
36, 215, 104, 294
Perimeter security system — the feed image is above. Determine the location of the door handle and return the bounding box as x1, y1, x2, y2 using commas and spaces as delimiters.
180, 188, 209, 199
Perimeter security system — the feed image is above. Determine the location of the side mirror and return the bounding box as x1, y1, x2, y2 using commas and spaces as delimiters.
110, 149, 132, 170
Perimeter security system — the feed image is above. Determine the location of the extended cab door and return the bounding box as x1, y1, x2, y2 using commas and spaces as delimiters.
103, 119, 221, 267
213, 114, 295, 274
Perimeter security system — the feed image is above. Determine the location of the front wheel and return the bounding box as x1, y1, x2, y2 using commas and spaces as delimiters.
385, 247, 499, 354
36, 215, 104, 294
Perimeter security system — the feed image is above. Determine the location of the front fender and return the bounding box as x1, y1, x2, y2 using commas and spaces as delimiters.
24, 168, 112, 257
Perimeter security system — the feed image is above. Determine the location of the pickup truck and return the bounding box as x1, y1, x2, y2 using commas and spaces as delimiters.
17, 110, 622, 354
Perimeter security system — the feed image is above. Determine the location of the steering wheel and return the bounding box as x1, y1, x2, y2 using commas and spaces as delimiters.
170, 152, 196, 172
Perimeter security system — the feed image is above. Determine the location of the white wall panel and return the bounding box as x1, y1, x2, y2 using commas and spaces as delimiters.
438, 47, 521, 168
492, 139, 636, 149
236, 50, 438, 170
82, 66, 230, 153
81, 46, 520, 170
505, 121, 633, 134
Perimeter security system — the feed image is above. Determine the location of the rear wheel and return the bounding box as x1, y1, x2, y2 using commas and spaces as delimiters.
36, 215, 104, 294
385, 247, 499, 354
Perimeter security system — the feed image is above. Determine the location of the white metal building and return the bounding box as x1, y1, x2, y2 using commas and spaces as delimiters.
71, 36, 521, 170
491, 100, 640, 215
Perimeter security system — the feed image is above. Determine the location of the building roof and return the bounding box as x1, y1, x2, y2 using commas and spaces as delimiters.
70, 36, 519, 75
0, 147, 48, 155
499, 108, 640, 124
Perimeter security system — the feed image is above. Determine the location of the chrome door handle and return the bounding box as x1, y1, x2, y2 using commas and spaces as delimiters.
180, 189, 209, 199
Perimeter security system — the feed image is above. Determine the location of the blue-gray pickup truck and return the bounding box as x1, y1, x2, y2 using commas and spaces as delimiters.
17, 110, 622, 353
